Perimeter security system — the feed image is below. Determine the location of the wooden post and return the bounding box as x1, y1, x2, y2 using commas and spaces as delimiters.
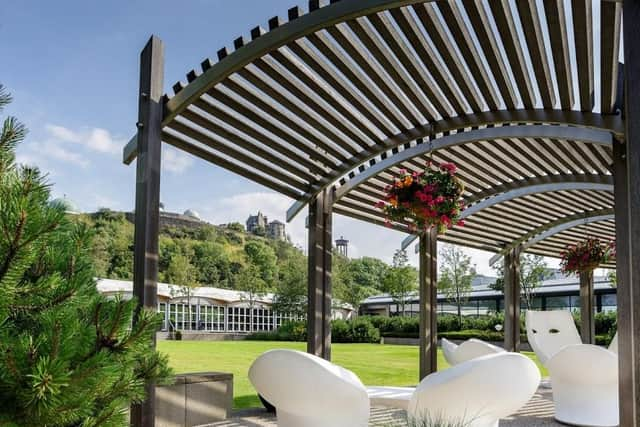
579, 270, 595, 344
418, 228, 438, 379
307, 189, 333, 360
617, 3, 640, 422
503, 246, 521, 352
130, 35, 164, 427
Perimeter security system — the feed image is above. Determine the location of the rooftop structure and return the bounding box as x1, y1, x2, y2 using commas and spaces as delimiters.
335, 236, 349, 257
121, 1, 640, 423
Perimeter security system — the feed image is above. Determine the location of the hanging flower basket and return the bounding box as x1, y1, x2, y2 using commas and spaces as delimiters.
560, 237, 615, 275
374, 163, 465, 234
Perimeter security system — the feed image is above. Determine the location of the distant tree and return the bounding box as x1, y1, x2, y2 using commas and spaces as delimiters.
382, 249, 418, 316
90, 212, 134, 279
192, 241, 231, 286
236, 264, 269, 331
272, 250, 307, 318
347, 257, 389, 292
520, 255, 551, 309
438, 244, 476, 328
244, 240, 278, 287
333, 253, 376, 314
226, 222, 245, 233
491, 254, 551, 309
607, 269, 617, 288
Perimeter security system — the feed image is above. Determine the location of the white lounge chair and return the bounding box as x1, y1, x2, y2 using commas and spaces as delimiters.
248, 349, 369, 427
441, 337, 505, 365
368, 353, 540, 427
526, 310, 619, 426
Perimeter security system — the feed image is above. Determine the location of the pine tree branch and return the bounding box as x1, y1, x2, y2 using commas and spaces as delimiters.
0, 209, 26, 281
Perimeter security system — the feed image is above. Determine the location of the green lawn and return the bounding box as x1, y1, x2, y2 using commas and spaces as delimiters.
158, 341, 547, 409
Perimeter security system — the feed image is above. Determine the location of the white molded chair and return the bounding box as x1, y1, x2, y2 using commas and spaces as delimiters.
526, 310, 619, 426
248, 349, 369, 427
369, 353, 540, 427
441, 337, 505, 365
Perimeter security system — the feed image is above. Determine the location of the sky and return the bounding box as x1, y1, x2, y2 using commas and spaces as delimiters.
0, 0, 578, 275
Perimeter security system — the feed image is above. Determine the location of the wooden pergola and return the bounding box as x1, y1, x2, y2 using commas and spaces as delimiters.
124, 1, 640, 425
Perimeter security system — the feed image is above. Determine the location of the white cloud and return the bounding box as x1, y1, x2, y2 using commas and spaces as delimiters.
163, 146, 194, 174
44, 123, 123, 155
46, 124, 82, 143
86, 128, 121, 154
25, 140, 90, 168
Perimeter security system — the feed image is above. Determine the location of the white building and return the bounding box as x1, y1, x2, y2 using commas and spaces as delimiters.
97, 278, 354, 333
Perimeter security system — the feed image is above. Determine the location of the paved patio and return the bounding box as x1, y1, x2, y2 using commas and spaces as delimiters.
205, 385, 561, 427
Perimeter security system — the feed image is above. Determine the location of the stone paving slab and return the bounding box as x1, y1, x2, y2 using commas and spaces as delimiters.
203, 386, 563, 427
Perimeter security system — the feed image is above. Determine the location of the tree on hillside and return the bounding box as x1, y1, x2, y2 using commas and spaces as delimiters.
438, 244, 476, 328
89, 211, 134, 280
244, 240, 278, 287
382, 249, 418, 316
272, 249, 307, 318
0, 85, 170, 425
192, 240, 231, 287
235, 264, 269, 331
491, 254, 551, 309
226, 222, 244, 233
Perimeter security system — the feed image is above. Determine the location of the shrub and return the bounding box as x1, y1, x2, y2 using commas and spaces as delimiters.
246, 320, 307, 342
332, 318, 380, 343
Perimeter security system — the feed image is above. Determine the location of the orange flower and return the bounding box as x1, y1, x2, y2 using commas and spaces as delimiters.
389, 196, 398, 207
403, 176, 413, 187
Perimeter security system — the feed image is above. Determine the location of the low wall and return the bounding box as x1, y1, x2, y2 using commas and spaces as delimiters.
381, 336, 533, 351
158, 332, 248, 341
156, 372, 233, 427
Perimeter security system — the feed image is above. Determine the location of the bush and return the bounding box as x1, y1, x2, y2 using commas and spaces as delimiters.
332, 318, 380, 343
439, 330, 506, 342
246, 320, 307, 342
247, 318, 380, 343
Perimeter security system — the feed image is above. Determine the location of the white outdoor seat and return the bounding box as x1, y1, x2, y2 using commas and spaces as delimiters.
441, 337, 505, 365
248, 349, 369, 427
368, 353, 540, 427
526, 310, 619, 427
366, 386, 413, 410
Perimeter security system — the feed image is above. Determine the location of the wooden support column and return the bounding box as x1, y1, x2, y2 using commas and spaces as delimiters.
503, 246, 521, 352
418, 228, 438, 380
616, 3, 640, 422
130, 36, 164, 427
307, 189, 333, 360
579, 270, 595, 344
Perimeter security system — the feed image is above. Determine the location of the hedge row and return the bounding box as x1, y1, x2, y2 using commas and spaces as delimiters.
246, 319, 381, 343
246, 312, 618, 345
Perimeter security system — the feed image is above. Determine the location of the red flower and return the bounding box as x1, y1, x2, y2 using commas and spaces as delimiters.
374, 201, 386, 209
440, 162, 457, 174
457, 219, 465, 227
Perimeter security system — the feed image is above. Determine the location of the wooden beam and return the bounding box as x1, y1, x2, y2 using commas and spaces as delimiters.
579, 270, 595, 344
617, 2, 640, 421
419, 229, 438, 379
503, 246, 521, 352
614, 137, 634, 423
307, 189, 333, 360
130, 35, 164, 427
